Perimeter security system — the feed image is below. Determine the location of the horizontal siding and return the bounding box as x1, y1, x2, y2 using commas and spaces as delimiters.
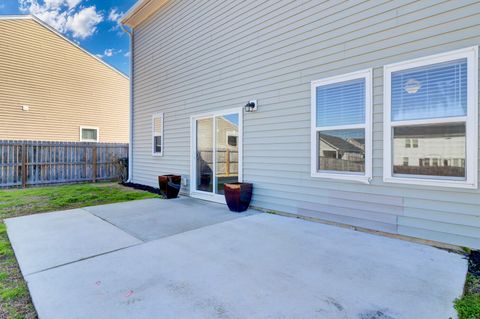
132, 0, 480, 248
399, 225, 480, 249
0, 19, 129, 143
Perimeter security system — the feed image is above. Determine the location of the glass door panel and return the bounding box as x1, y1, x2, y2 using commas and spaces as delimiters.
215, 114, 239, 194
196, 118, 213, 193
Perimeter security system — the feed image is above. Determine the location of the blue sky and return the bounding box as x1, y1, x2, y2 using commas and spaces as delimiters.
0, 0, 136, 75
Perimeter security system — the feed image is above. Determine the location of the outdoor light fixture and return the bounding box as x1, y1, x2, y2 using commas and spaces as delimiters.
244, 100, 257, 112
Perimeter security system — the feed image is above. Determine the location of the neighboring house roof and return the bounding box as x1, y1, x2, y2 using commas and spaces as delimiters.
320, 135, 363, 153
350, 138, 365, 145
122, 0, 168, 28
0, 15, 128, 79
394, 124, 465, 139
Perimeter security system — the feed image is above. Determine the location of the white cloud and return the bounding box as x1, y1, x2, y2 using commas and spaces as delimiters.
65, 6, 103, 39
108, 8, 123, 22
124, 51, 130, 57
18, 0, 102, 40
43, 0, 64, 9
65, 0, 81, 9
107, 7, 124, 34
97, 48, 122, 59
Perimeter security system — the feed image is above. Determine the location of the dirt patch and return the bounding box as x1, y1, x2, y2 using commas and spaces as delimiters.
469, 251, 480, 277
465, 251, 480, 295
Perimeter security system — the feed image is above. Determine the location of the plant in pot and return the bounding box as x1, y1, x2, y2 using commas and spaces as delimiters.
223, 182, 253, 212
158, 175, 182, 199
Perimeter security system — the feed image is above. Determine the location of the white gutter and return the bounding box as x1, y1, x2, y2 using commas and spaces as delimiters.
121, 24, 134, 183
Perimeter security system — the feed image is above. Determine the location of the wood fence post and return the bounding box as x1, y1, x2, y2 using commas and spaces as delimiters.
21, 144, 28, 188
92, 146, 97, 183
83, 146, 87, 180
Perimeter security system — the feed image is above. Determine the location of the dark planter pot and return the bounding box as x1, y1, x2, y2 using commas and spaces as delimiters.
224, 182, 253, 212
158, 175, 181, 199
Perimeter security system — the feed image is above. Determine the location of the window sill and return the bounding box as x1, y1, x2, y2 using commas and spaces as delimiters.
311, 172, 371, 184
152, 153, 163, 157
383, 176, 477, 189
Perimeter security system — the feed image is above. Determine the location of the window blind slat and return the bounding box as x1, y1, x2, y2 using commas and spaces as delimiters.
316, 78, 365, 127
391, 58, 467, 121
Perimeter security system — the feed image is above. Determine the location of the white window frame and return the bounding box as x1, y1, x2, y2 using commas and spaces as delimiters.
79, 126, 99, 142
310, 69, 373, 183
383, 46, 478, 189
152, 113, 164, 157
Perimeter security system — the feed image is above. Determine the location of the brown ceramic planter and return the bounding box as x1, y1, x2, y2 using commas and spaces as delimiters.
158, 175, 181, 199
224, 182, 253, 212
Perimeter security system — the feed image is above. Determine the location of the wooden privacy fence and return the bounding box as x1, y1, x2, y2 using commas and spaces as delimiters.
0, 140, 128, 188
197, 149, 239, 176
319, 157, 365, 172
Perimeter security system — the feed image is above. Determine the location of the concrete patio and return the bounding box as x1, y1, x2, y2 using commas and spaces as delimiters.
6, 197, 467, 319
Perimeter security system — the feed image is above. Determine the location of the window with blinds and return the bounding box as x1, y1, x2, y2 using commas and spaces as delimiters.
152, 113, 164, 156
384, 47, 478, 188
311, 70, 372, 182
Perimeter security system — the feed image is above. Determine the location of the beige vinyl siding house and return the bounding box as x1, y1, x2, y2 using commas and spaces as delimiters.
0, 16, 129, 143
122, 0, 480, 249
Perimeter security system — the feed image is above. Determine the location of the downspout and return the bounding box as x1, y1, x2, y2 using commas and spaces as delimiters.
121, 24, 134, 183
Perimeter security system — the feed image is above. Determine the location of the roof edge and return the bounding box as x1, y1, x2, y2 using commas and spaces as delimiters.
121, 0, 168, 28
0, 14, 129, 79
0, 15, 33, 20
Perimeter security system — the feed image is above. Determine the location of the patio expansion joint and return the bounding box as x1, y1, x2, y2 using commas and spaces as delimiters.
22, 206, 260, 278
20, 208, 147, 278
81, 208, 146, 243
24, 241, 145, 278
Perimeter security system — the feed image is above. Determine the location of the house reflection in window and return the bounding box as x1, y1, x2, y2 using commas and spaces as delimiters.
317, 130, 365, 173
393, 123, 465, 178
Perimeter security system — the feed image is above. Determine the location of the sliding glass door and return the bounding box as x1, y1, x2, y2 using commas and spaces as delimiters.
192, 109, 242, 203
196, 118, 214, 192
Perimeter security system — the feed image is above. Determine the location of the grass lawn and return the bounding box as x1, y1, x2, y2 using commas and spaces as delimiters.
0, 183, 158, 319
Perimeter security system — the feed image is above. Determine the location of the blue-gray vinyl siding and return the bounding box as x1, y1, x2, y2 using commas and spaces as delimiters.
131, 0, 480, 248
